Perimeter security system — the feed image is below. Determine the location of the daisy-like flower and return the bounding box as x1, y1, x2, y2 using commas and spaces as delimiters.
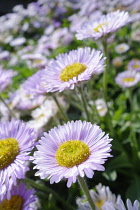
23, 70, 46, 95
76, 10, 129, 40
0, 68, 17, 92
95, 99, 107, 117
33, 120, 112, 188
0, 182, 37, 209
77, 183, 120, 210
42, 47, 105, 92
127, 59, 140, 72
0, 120, 35, 199
8, 86, 46, 110
115, 43, 130, 54
115, 70, 140, 88
102, 198, 139, 210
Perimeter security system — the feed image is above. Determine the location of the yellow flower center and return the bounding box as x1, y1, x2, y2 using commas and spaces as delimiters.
94, 23, 108, 32
123, 77, 135, 82
0, 195, 24, 210
133, 64, 140, 69
55, 140, 90, 168
59, 63, 87, 82
0, 138, 19, 170
95, 199, 105, 210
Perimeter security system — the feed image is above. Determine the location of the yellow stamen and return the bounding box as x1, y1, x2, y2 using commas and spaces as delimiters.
55, 140, 90, 168
0, 195, 24, 210
59, 63, 87, 82
95, 199, 105, 210
133, 64, 140, 69
0, 138, 19, 170
123, 77, 135, 82
94, 23, 108, 32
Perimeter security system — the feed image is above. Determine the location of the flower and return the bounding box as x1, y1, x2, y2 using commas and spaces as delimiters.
10, 37, 26, 47
0, 182, 37, 209
41, 47, 105, 92
112, 57, 123, 68
77, 183, 120, 210
115, 70, 140, 88
8, 86, 46, 110
33, 120, 112, 188
0, 68, 17, 92
102, 198, 139, 210
115, 43, 130, 54
0, 120, 35, 199
23, 70, 46, 95
127, 59, 140, 72
76, 10, 129, 40
95, 99, 107, 117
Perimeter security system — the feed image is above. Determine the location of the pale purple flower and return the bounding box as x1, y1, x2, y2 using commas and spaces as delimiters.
0, 120, 35, 199
23, 70, 46, 95
10, 37, 26, 47
77, 183, 120, 210
0, 182, 37, 209
127, 59, 140, 72
102, 198, 139, 210
33, 120, 112, 188
115, 43, 130, 54
0, 68, 17, 92
42, 47, 105, 92
76, 10, 130, 40
115, 70, 140, 88
9, 86, 46, 110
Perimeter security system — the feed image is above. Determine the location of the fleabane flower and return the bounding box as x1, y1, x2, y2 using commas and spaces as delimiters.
115, 70, 140, 88
76, 10, 129, 40
0, 120, 35, 199
0, 182, 37, 209
77, 183, 120, 210
23, 70, 46, 95
127, 59, 140, 72
102, 198, 139, 210
0, 68, 17, 92
33, 120, 112, 188
41, 47, 105, 92
115, 43, 130, 54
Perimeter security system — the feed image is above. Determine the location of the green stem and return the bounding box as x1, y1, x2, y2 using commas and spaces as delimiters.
0, 94, 16, 118
78, 85, 91, 122
78, 176, 95, 210
127, 88, 139, 161
102, 39, 109, 103
25, 178, 75, 210
53, 95, 69, 122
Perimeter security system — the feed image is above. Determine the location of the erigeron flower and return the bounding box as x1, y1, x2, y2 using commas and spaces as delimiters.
9, 86, 46, 110
0, 182, 37, 209
127, 59, 140, 72
112, 57, 123, 68
42, 47, 105, 92
30, 98, 59, 128
33, 120, 112, 188
10, 37, 26, 47
76, 10, 129, 40
115, 43, 130, 54
102, 198, 139, 210
0, 68, 17, 92
115, 70, 140, 88
0, 120, 35, 200
23, 70, 46, 95
131, 29, 140, 42
95, 99, 107, 117
77, 183, 120, 210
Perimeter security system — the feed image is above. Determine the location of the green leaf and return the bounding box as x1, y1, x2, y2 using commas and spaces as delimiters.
103, 170, 117, 181
107, 152, 133, 171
